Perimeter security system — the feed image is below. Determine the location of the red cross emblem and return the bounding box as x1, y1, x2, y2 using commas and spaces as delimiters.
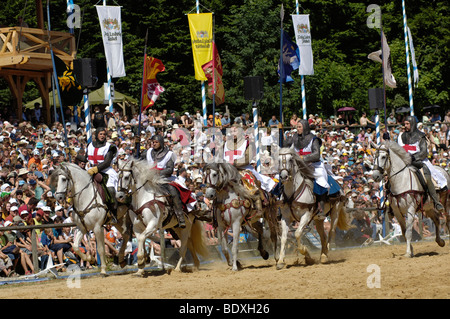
298, 150, 311, 156
225, 149, 242, 164
402, 144, 417, 153
88, 148, 104, 165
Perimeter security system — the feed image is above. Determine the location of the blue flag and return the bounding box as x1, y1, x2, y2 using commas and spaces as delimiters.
278, 30, 300, 83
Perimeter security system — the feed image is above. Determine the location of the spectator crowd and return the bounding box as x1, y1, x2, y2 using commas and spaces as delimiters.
0, 105, 449, 277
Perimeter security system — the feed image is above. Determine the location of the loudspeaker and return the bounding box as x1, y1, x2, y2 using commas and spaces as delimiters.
244, 76, 264, 100
73, 58, 98, 88
368, 88, 384, 110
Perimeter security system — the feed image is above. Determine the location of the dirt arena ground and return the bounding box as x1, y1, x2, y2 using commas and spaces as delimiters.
0, 239, 449, 300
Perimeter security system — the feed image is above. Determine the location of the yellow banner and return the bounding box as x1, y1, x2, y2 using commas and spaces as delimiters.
188, 13, 213, 81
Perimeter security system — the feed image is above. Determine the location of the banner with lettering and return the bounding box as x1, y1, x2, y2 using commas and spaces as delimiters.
188, 13, 213, 81
96, 5, 126, 78
292, 14, 314, 75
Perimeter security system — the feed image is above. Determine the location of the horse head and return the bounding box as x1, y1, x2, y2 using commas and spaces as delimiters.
204, 163, 222, 188
278, 147, 296, 182
371, 141, 390, 183
53, 164, 72, 201
117, 158, 135, 202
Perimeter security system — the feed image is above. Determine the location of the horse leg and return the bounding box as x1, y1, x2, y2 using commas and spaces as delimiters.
327, 204, 340, 250
72, 230, 89, 263
427, 208, 446, 248
264, 204, 279, 263
314, 218, 329, 264
295, 210, 315, 265
276, 215, 289, 270
217, 222, 231, 268
404, 206, 415, 258
175, 218, 193, 272
231, 218, 242, 271
135, 217, 158, 276
250, 221, 269, 260
94, 225, 108, 276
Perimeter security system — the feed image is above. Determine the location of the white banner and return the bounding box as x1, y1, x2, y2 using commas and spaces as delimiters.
96, 6, 126, 78
292, 14, 314, 75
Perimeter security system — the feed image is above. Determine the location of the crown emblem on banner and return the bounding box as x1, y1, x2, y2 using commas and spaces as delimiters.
196, 30, 210, 38
102, 18, 120, 30
297, 23, 309, 33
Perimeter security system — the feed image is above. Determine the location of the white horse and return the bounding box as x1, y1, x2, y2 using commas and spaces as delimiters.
371, 140, 448, 257
204, 162, 278, 271
116, 158, 209, 276
49, 163, 131, 275
277, 147, 352, 269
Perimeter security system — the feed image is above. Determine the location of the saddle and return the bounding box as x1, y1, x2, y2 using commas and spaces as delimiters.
92, 173, 115, 208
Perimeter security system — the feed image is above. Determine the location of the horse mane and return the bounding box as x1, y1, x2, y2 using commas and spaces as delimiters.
125, 157, 169, 194
382, 140, 412, 165
279, 147, 316, 180
47, 162, 89, 188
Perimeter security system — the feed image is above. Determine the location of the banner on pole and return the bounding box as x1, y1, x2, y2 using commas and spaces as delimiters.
201, 41, 225, 105
188, 13, 213, 81
292, 14, 314, 75
96, 5, 126, 78
278, 30, 300, 83
142, 56, 165, 111
368, 31, 397, 89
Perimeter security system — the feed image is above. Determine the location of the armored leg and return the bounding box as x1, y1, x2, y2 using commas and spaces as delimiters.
164, 184, 186, 228
107, 187, 118, 224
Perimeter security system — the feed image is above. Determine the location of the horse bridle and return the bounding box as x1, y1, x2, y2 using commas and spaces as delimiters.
373, 147, 408, 180
117, 161, 148, 196
204, 166, 223, 190
279, 153, 294, 181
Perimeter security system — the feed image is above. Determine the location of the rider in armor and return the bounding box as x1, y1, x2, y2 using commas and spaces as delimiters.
223, 124, 276, 213
397, 116, 445, 213
146, 134, 186, 228
86, 128, 119, 223
285, 119, 340, 219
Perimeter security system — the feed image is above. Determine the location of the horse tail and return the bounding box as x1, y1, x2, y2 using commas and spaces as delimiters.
337, 198, 353, 231
190, 219, 210, 258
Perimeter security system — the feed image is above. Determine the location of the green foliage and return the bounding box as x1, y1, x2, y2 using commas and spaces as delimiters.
0, 0, 448, 123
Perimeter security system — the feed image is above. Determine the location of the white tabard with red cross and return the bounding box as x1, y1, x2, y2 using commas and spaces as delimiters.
87, 142, 118, 188
223, 140, 248, 164
294, 138, 313, 156
397, 133, 420, 155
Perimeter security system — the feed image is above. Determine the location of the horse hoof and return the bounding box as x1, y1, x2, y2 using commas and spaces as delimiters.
119, 261, 127, 268
261, 251, 269, 260
305, 256, 315, 265
436, 239, 445, 247
276, 263, 286, 270
320, 254, 329, 264
133, 269, 145, 277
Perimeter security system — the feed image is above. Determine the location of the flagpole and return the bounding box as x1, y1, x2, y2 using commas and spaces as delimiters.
136, 29, 149, 158
402, 0, 414, 117
296, 1, 307, 120
279, 4, 284, 147
379, 14, 388, 238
